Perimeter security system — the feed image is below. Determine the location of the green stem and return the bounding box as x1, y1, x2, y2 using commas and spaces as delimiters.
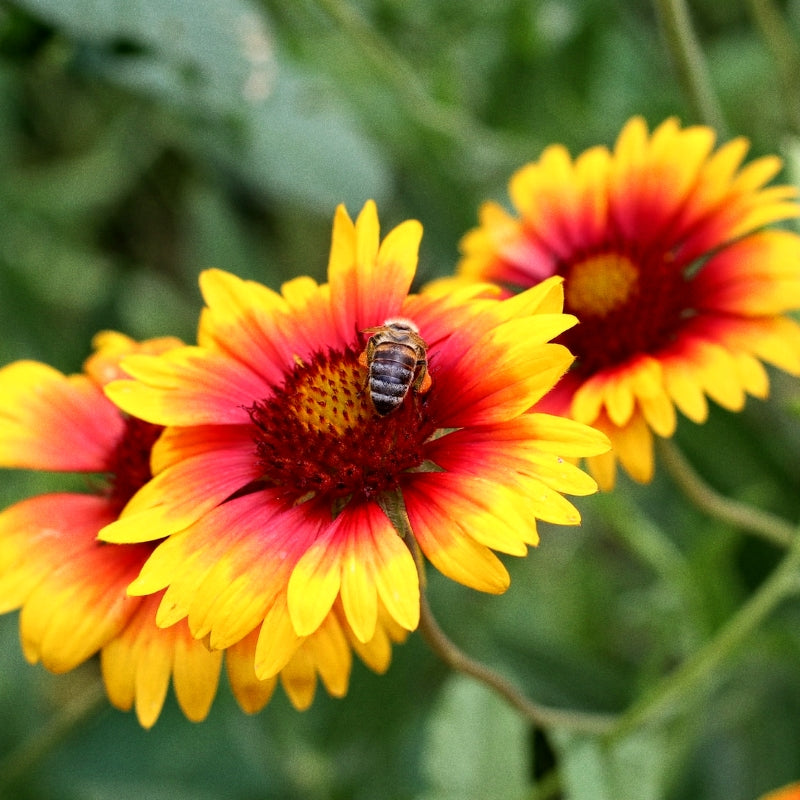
0, 675, 106, 793
406, 535, 617, 736
657, 438, 796, 548
747, 0, 800, 134
652, 0, 727, 132
609, 529, 800, 738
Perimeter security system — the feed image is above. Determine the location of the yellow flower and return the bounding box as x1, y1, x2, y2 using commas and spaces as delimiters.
458, 116, 800, 488
100, 200, 609, 680
0, 332, 402, 727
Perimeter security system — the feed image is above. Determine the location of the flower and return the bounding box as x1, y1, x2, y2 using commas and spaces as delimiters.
759, 783, 800, 800
0, 332, 397, 727
458, 116, 800, 488
101, 200, 609, 680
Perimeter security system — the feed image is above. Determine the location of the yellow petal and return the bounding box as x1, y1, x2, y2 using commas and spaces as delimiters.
287, 535, 342, 637
339, 541, 378, 643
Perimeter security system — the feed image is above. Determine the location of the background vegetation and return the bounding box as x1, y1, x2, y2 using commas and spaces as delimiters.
1, 0, 800, 798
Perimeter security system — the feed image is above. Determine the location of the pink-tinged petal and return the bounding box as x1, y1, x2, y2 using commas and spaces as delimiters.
693, 231, 800, 315
0, 493, 117, 613
198, 269, 295, 379
426, 420, 604, 497
432, 334, 574, 427
131, 493, 320, 651
106, 346, 269, 426
183, 500, 322, 648
84, 331, 185, 386
20, 537, 151, 673
100, 429, 259, 544
0, 362, 123, 471
328, 201, 422, 339
405, 482, 511, 594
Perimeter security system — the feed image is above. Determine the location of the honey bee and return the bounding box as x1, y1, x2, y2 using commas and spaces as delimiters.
358, 318, 432, 415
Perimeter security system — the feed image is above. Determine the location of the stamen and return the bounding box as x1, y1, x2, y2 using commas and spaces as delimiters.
104, 417, 163, 512
561, 248, 690, 375
566, 253, 639, 318
248, 346, 437, 508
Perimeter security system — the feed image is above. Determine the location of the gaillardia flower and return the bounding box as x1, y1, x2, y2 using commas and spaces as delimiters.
0, 332, 396, 727
759, 782, 800, 800
458, 116, 800, 488
101, 201, 609, 680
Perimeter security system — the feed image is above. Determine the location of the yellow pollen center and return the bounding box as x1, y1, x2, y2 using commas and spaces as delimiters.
290, 358, 370, 436
248, 347, 437, 505
566, 254, 639, 318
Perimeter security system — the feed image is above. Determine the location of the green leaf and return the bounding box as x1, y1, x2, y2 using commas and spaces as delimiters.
17, 0, 391, 211
15, 0, 270, 114
553, 728, 674, 800
418, 674, 529, 800
232, 66, 392, 212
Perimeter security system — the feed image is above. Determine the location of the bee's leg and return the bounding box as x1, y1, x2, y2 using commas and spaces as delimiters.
413, 360, 432, 394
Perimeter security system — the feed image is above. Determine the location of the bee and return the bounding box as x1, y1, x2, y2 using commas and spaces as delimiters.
358, 318, 432, 415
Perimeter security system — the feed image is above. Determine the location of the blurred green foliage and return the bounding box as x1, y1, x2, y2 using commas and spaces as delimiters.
2, 1, 800, 799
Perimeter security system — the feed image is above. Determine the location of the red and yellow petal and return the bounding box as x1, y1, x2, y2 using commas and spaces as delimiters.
84, 331, 185, 386
129, 493, 322, 657
288, 502, 419, 642
0, 493, 154, 672
0, 362, 123, 471
106, 345, 268, 427
197, 268, 296, 373
571, 355, 677, 437
1, 496, 152, 671
425, 418, 605, 499
99, 426, 260, 545
692, 231, 800, 316
404, 479, 511, 594
328, 200, 422, 337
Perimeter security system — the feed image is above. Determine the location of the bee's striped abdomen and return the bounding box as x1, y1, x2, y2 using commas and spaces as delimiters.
369, 345, 417, 415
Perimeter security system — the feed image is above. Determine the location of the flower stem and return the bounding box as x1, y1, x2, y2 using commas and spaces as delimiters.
656, 438, 796, 548
609, 528, 800, 738
746, 0, 800, 134
652, 0, 727, 132
407, 536, 617, 736
0, 675, 106, 794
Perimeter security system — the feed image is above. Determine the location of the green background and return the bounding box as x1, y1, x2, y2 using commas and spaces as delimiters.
2, 1, 800, 798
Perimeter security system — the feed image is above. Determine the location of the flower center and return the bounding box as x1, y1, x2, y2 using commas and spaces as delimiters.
559, 248, 691, 376
565, 253, 639, 317
248, 346, 437, 507
104, 416, 163, 513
